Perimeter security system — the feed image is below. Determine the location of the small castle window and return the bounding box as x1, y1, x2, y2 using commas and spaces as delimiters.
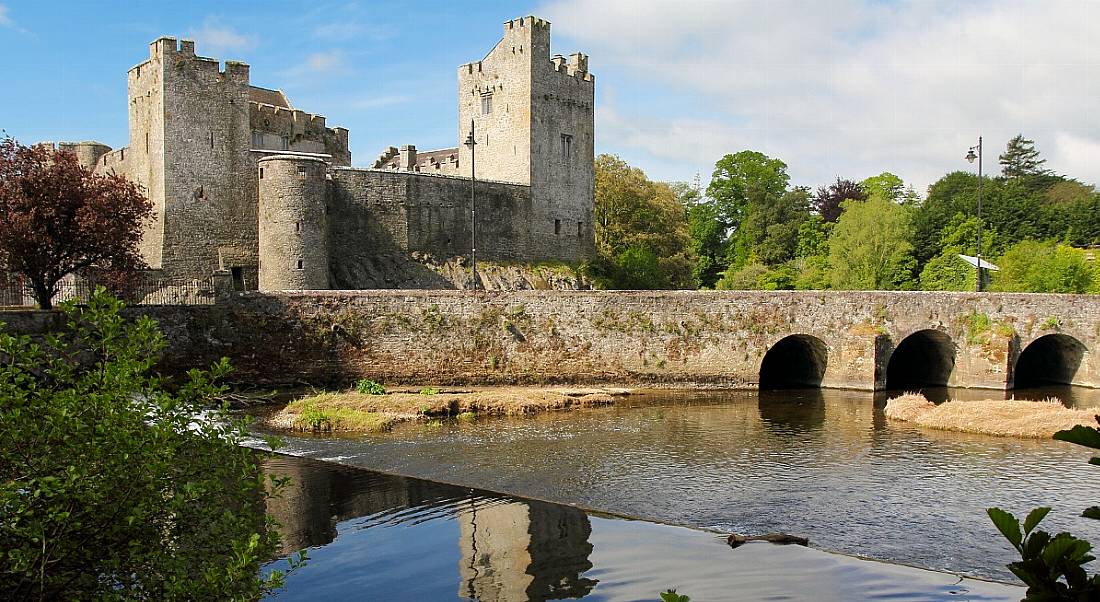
259, 167, 264, 179
295, 222, 301, 233
297, 166, 308, 178
209, 131, 214, 149
295, 259, 304, 270
554, 219, 561, 235
578, 221, 583, 237
252, 131, 264, 148
481, 92, 493, 115
560, 134, 573, 162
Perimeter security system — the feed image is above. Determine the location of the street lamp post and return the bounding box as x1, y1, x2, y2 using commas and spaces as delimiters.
464, 120, 478, 291
965, 137, 983, 292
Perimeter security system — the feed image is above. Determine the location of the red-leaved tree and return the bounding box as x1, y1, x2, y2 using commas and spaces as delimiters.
0, 137, 152, 309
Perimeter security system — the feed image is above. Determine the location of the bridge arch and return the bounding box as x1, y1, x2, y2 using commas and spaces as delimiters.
885, 329, 956, 390
1013, 334, 1087, 388
759, 334, 828, 390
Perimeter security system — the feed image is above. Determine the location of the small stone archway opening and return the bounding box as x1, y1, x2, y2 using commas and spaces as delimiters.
885, 329, 957, 390
759, 334, 829, 390
1014, 334, 1087, 388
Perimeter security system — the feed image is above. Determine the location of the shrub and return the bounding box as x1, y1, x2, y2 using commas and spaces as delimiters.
356, 379, 386, 395
0, 288, 304, 599
419, 387, 440, 395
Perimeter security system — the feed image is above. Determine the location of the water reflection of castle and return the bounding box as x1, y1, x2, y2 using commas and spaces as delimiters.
264, 455, 596, 601
458, 500, 595, 601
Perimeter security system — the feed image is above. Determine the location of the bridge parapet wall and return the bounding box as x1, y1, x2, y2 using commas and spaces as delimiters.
2, 291, 1096, 390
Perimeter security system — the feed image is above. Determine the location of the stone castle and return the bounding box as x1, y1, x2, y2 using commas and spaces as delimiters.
55, 16, 594, 291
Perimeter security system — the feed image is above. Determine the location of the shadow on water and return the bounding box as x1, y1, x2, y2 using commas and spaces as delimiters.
263, 454, 596, 602
757, 388, 826, 434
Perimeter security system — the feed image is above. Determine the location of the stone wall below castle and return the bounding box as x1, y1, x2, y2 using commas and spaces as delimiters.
327, 169, 591, 289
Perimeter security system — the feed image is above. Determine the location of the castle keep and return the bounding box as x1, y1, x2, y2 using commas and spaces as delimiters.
59, 16, 594, 291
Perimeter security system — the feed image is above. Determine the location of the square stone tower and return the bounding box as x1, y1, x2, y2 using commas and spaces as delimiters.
457, 16, 595, 261
100, 37, 258, 283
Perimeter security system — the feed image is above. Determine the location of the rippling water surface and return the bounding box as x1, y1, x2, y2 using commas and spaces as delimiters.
258, 387, 1100, 582
262, 454, 1023, 601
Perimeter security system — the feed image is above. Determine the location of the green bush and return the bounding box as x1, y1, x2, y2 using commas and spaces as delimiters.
0, 288, 304, 600
356, 379, 386, 395
992, 240, 1094, 293
419, 387, 440, 396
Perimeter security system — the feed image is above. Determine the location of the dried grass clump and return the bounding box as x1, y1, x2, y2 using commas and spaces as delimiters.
885, 393, 1098, 438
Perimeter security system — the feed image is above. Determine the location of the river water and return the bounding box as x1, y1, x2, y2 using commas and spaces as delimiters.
256, 387, 1100, 584
262, 453, 1023, 601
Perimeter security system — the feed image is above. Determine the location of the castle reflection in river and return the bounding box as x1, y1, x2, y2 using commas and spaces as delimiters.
263, 455, 596, 601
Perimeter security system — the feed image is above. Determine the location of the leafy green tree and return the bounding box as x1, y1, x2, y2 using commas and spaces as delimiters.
706, 150, 789, 233
592, 155, 693, 289
730, 187, 811, 267
999, 134, 1050, 178
919, 214, 1001, 291
812, 178, 866, 222
0, 289, 304, 600
827, 194, 916, 290
687, 200, 726, 288
991, 240, 1093, 293
860, 172, 905, 203
919, 253, 972, 291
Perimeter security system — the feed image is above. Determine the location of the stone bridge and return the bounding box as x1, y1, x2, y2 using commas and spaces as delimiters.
3, 290, 1098, 391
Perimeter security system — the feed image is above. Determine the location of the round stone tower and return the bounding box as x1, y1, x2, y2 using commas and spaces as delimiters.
58, 141, 111, 171
257, 155, 329, 290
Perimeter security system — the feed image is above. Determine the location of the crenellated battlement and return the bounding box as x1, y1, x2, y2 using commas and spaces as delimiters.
135, 37, 250, 84
250, 102, 330, 132
504, 16, 550, 33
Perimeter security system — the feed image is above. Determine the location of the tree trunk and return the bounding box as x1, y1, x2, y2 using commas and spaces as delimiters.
31, 279, 54, 310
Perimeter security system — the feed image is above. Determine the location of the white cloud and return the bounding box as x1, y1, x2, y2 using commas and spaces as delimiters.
280, 50, 350, 86
0, 3, 29, 34
538, 0, 1100, 192
349, 94, 410, 110
188, 17, 257, 55
302, 50, 346, 73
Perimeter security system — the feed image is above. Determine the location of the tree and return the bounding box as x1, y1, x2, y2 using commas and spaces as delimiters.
592, 155, 694, 289
0, 137, 151, 309
991, 240, 1093, 293
738, 187, 811, 266
706, 150, 789, 232
812, 178, 866, 223
999, 134, 1049, 178
0, 289, 304, 599
919, 213, 1001, 291
860, 172, 905, 204
919, 253, 972, 291
827, 194, 916, 290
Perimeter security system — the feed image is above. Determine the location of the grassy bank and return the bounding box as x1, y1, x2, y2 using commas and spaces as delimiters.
885, 393, 1097, 438
266, 386, 629, 433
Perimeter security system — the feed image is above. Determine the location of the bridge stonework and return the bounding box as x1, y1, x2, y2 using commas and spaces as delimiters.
3, 291, 1097, 390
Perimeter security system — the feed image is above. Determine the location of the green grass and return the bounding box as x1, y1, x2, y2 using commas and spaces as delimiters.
292, 400, 395, 433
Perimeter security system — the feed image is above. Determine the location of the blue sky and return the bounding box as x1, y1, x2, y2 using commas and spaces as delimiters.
3, 1, 1099, 194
